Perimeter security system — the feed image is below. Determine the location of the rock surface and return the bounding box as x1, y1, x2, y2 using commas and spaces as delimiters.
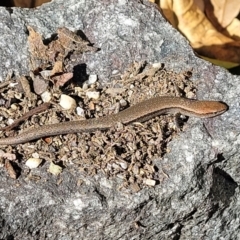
0, 0, 239, 239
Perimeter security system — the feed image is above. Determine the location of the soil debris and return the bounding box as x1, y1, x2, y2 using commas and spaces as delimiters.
0, 27, 196, 191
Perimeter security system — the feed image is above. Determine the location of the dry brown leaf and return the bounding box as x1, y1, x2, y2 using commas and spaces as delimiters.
207, 0, 240, 28
172, 0, 233, 45
12, 0, 50, 8
196, 41, 240, 63
159, 0, 177, 28
159, 0, 240, 64
225, 18, 240, 40
193, 0, 204, 12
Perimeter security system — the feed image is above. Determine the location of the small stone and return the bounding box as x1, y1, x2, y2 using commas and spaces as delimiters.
76, 107, 85, 117
7, 119, 14, 125
33, 75, 49, 95
87, 74, 97, 84
112, 69, 119, 75
128, 89, 133, 96
14, 93, 23, 100
152, 62, 162, 68
32, 152, 40, 158
88, 101, 95, 110
105, 87, 125, 96
40, 70, 52, 79
130, 183, 141, 193
59, 94, 77, 110
132, 164, 140, 175
144, 179, 156, 186
118, 161, 128, 170
25, 158, 42, 169
112, 163, 120, 169
10, 104, 18, 110
186, 92, 195, 99
82, 82, 88, 90
0, 152, 16, 161
9, 82, 18, 88
49, 162, 62, 175
41, 91, 52, 102
5, 160, 17, 179
86, 91, 100, 100
119, 99, 127, 107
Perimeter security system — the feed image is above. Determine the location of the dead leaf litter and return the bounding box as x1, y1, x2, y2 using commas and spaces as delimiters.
0, 27, 196, 191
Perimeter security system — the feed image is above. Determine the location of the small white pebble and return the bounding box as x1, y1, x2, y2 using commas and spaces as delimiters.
118, 161, 128, 170
40, 70, 52, 79
9, 82, 18, 87
119, 99, 127, 107
0, 99, 5, 106
41, 91, 52, 102
49, 162, 62, 175
132, 164, 140, 175
0, 152, 16, 161
25, 158, 42, 169
144, 179, 156, 186
152, 62, 162, 68
87, 74, 97, 84
14, 93, 22, 100
82, 82, 88, 90
139, 169, 145, 175
112, 163, 120, 169
112, 69, 119, 75
128, 90, 133, 97
61, 155, 68, 162
116, 174, 125, 179
32, 152, 40, 158
10, 104, 18, 110
59, 94, 77, 110
186, 92, 195, 99
76, 107, 85, 117
7, 119, 14, 125
86, 91, 100, 100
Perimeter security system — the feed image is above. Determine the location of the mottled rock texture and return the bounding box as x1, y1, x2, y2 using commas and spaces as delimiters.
0, 0, 239, 239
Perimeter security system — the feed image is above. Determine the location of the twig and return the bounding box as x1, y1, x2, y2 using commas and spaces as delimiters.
0, 102, 51, 132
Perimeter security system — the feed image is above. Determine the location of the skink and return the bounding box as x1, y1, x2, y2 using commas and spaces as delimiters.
0, 96, 228, 145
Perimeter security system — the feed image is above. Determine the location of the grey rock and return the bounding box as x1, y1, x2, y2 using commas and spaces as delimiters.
0, 0, 239, 239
